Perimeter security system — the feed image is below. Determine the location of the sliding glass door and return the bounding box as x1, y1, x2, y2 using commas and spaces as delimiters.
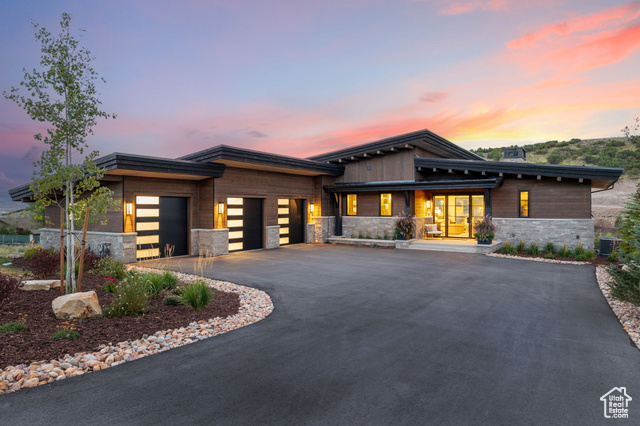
432, 194, 485, 238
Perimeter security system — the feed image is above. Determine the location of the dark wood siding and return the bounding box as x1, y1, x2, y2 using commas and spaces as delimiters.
337, 150, 417, 183
214, 167, 318, 228
492, 177, 591, 219
342, 191, 406, 216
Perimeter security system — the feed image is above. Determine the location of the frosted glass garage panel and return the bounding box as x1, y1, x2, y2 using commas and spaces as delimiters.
136, 196, 159, 205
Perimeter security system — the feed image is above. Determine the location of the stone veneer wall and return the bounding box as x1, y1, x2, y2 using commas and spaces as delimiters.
492, 218, 595, 250
313, 216, 335, 242
342, 216, 427, 240
39, 228, 137, 263
265, 225, 280, 249
306, 223, 316, 243
191, 228, 229, 257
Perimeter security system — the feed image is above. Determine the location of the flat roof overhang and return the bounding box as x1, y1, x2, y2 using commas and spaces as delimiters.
414, 157, 624, 189
98, 152, 226, 179
180, 145, 344, 176
9, 153, 226, 201
324, 178, 503, 193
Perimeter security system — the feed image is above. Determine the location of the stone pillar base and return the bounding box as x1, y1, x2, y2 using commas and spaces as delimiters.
266, 225, 280, 249
192, 228, 229, 257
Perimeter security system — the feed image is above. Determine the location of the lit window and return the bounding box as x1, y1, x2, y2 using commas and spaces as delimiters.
347, 194, 357, 216
519, 190, 529, 217
380, 193, 392, 216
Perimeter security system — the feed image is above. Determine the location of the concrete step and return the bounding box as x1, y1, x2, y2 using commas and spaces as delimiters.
326, 237, 396, 248
407, 241, 504, 254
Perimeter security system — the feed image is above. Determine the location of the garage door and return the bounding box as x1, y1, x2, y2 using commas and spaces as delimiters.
278, 198, 304, 245
227, 197, 263, 252
136, 196, 188, 260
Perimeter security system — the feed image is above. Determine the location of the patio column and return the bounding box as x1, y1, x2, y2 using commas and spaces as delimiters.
333, 193, 343, 236
484, 188, 493, 217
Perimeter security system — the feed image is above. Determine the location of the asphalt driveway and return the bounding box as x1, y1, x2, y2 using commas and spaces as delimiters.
1, 245, 639, 425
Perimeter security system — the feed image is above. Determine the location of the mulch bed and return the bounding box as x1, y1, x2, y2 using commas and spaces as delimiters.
0, 259, 240, 369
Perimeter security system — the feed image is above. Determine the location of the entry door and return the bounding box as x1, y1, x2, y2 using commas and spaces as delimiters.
278, 199, 304, 245
447, 195, 470, 238
158, 197, 188, 257
228, 197, 263, 252
433, 195, 484, 238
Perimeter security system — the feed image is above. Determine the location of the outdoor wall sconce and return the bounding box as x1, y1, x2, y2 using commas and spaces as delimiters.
310, 203, 315, 213
126, 202, 133, 215
218, 202, 225, 214
426, 200, 432, 208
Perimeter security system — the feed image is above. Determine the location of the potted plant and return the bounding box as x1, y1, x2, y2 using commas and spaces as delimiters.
394, 211, 415, 240
474, 215, 496, 244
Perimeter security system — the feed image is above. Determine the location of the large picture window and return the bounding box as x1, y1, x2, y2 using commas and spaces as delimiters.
380, 193, 392, 216
347, 194, 357, 216
519, 190, 529, 217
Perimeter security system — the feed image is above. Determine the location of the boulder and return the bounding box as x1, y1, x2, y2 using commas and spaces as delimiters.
21, 280, 61, 291
52, 291, 102, 320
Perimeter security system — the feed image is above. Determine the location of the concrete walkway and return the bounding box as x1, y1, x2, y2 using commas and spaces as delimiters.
1, 245, 639, 425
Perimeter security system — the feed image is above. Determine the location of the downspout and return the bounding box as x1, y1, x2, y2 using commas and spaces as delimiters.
590, 180, 618, 219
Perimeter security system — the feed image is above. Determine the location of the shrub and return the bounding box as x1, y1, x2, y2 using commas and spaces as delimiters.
544, 252, 555, 259
473, 215, 496, 241
526, 241, 540, 256
499, 241, 518, 255
23, 246, 40, 260
0, 273, 21, 307
574, 242, 586, 257
558, 243, 573, 258
394, 211, 415, 239
584, 250, 596, 260
163, 296, 182, 306
103, 276, 149, 317
93, 256, 127, 280
544, 242, 555, 253
607, 262, 640, 305
575, 254, 586, 261
0, 322, 28, 333
140, 270, 179, 297
180, 281, 213, 310
51, 328, 79, 340
25, 248, 59, 278
103, 276, 118, 293
516, 240, 526, 253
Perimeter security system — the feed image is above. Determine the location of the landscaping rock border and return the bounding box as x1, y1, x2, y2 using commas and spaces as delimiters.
0, 268, 274, 396
486, 253, 590, 265
595, 267, 640, 351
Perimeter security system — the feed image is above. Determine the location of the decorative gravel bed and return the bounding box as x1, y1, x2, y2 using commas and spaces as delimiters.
596, 267, 640, 350
486, 253, 590, 265
0, 267, 274, 396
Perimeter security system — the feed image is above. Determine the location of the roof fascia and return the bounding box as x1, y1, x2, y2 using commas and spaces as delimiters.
179, 145, 344, 176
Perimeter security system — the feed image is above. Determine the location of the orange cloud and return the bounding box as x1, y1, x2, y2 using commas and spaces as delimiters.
547, 22, 640, 73
507, 1, 640, 50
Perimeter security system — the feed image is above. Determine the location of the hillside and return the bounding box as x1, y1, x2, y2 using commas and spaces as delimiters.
471, 137, 640, 176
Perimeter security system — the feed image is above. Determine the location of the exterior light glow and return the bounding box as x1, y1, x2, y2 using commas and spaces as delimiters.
310, 203, 315, 213
426, 200, 431, 208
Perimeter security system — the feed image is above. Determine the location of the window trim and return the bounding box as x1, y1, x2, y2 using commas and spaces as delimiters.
519, 190, 530, 218
380, 193, 392, 216
346, 194, 357, 216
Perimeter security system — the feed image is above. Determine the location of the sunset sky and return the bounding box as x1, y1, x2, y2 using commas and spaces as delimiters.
1, 0, 639, 198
